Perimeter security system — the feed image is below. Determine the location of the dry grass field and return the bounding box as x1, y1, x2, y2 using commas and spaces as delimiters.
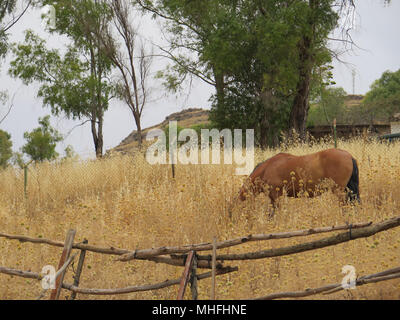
1, 137, 400, 300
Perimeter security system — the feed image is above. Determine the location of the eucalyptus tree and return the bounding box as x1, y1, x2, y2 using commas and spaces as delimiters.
94, 0, 154, 147
1, 0, 32, 123
9, 0, 115, 157
1, 0, 32, 61
0, 129, 12, 168
21, 115, 63, 162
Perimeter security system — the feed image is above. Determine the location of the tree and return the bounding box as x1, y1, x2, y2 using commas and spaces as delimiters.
136, 1, 298, 147
362, 69, 400, 123
9, 1, 115, 158
96, 0, 154, 147
288, 0, 341, 138
21, 115, 62, 162
1, 0, 32, 61
64, 144, 77, 159
0, 129, 12, 168
1, 1, 32, 122
136, 0, 344, 147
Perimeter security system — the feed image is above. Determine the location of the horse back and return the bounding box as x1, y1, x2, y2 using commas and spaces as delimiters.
250, 153, 293, 182
258, 149, 353, 188
316, 149, 354, 187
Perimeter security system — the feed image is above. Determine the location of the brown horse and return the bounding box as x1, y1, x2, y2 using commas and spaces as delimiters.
237, 148, 360, 210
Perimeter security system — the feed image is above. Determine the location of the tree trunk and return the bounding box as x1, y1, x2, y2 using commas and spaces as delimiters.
289, 35, 312, 139
134, 112, 143, 148
289, 0, 316, 139
214, 69, 225, 107
91, 119, 101, 159
96, 113, 103, 158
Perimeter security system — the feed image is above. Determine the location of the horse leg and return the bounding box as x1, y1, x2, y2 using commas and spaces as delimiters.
334, 186, 347, 206
268, 207, 276, 220
268, 193, 278, 219
227, 199, 234, 219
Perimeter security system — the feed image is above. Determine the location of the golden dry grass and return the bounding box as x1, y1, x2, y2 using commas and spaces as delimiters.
1, 137, 400, 300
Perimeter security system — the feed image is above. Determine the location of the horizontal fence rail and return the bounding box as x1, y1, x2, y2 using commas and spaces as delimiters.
117, 221, 373, 262
190, 216, 400, 262
0, 219, 377, 264
253, 266, 400, 300
0, 264, 237, 297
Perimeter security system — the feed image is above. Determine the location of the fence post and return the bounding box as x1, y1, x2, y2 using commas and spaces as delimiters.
177, 251, 195, 300
211, 236, 217, 300
171, 152, 176, 179
190, 253, 198, 300
333, 118, 337, 148
70, 239, 88, 300
50, 229, 76, 300
24, 165, 28, 198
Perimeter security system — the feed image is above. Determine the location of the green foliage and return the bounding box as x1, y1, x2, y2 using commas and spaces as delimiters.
11, 151, 25, 169
9, 30, 113, 120
9, 1, 116, 157
307, 87, 347, 126
189, 123, 214, 137
64, 145, 77, 160
0, 129, 12, 168
365, 69, 400, 103
0, 0, 17, 61
163, 123, 213, 149
361, 69, 400, 122
22, 115, 63, 162
146, 0, 341, 147
164, 123, 185, 148
0, 1, 17, 21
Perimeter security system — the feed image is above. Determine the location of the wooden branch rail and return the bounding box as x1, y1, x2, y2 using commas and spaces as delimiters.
0, 219, 373, 264
0, 253, 77, 282
192, 215, 400, 262
117, 221, 372, 261
0, 231, 218, 269
253, 266, 400, 300
0, 264, 237, 296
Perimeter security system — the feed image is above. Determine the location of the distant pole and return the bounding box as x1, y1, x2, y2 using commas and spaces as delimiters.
24, 165, 28, 198
352, 69, 356, 95
333, 118, 337, 149
171, 153, 175, 179
23, 161, 33, 198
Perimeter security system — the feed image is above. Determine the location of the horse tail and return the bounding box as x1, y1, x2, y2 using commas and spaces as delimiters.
346, 158, 360, 203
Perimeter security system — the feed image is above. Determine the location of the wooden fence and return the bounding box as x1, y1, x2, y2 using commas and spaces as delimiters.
1, 215, 400, 300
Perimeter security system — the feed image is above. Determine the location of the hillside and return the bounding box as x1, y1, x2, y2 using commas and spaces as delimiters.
107, 95, 365, 156
107, 108, 210, 155
344, 94, 364, 107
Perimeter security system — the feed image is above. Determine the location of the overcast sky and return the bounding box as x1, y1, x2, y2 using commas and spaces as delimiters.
0, 0, 399, 159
